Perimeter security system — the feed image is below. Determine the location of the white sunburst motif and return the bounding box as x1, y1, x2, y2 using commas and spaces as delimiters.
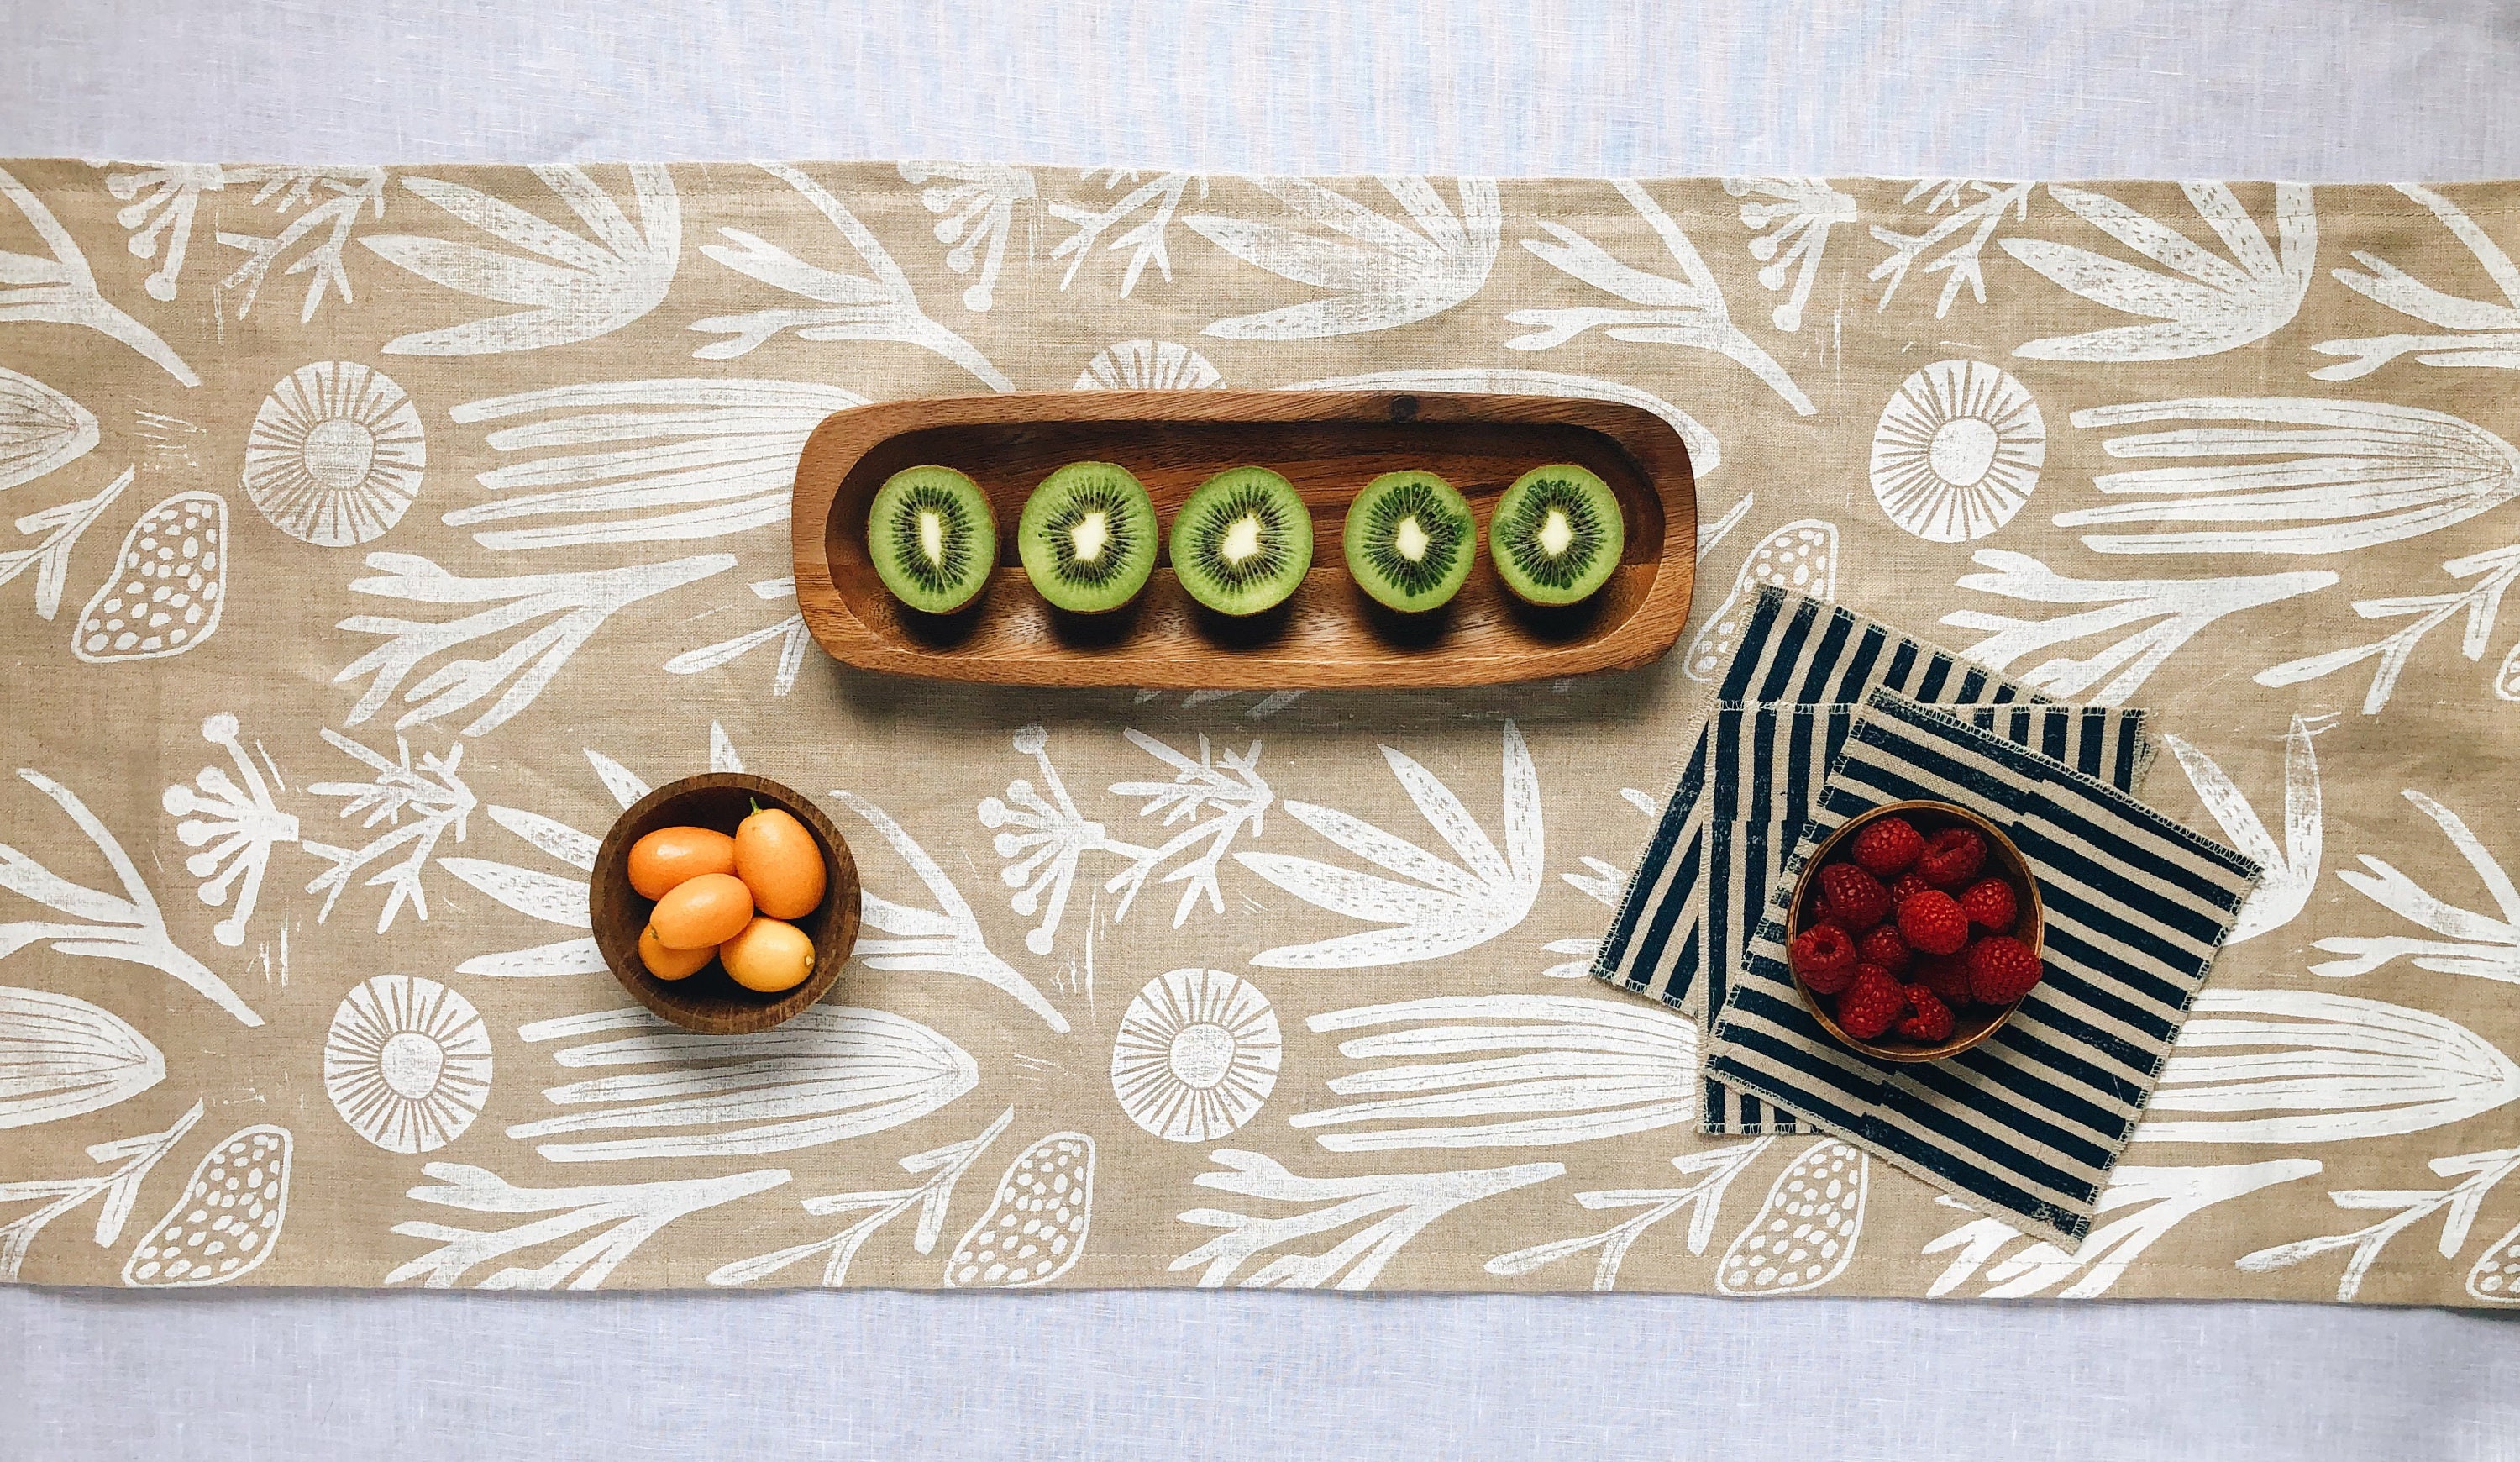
1110, 968, 1282, 1143
242, 360, 427, 547
322, 975, 493, 1154
1867, 359, 2045, 543
1074, 339, 1223, 391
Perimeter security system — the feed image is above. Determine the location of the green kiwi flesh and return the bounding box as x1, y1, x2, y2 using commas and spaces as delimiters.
1343, 470, 1475, 613
867, 465, 997, 614
1017, 461, 1159, 613
1169, 466, 1314, 617
1488, 463, 1624, 607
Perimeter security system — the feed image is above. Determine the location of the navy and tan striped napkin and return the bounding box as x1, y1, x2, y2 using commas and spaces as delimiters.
1690, 700, 2155, 1135
1703, 688, 2261, 1247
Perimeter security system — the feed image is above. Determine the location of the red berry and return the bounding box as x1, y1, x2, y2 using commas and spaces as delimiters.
1851, 816, 1924, 877
1819, 863, 1891, 932
1918, 827, 1987, 887
1968, 934, 2044, 1005
1888, 873, 1931, 907
1857, 923, 1911, 974
1898, 985, 1956, 1043
1833, 964, 1908, 1040
1897, 888, 1971, 956
1915, 952, 1973, 1009
1790, 921, 1859, 994
1959, 877, 2017, 931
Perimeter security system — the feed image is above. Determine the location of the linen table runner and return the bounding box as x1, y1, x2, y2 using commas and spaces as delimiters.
1, 161, 2517, 1302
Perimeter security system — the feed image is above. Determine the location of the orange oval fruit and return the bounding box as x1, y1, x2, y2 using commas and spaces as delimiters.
734, 805, 827, 919
638, 924, 716, 981
648, 872, 753, 949
719, 916, 816, 993
627, 825, 737, 900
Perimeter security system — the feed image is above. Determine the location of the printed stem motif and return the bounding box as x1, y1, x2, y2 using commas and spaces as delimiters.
1172, 1149, 1562, 1290
1867, 178, 2035, 318
706, 1107, 1015, 1287
301, 729, 476, 933
387, 1162, 790, 1290
0, 1100, 201, 1280
2238, 1147, 2520, 1302
1508, 181, 1811, 413
1049, 170, 1206, 297
2313, 184, 2520, 380
2258, 544, 2520, 715
0, 768, 260, 1026
1485, 1138, 1773, 1291
2312, 788, 2520, 984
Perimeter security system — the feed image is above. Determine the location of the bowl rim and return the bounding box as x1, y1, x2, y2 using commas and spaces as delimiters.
1782, 797, 2042, 1064
590, 770, 862, 1035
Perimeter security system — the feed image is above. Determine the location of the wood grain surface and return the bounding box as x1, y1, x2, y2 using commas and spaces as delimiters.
789, 391, 1698, 688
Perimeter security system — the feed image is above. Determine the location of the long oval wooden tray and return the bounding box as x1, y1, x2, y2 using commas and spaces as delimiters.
789, 390, 1696, 689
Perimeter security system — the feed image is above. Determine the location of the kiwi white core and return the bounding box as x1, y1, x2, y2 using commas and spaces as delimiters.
1220, 515, 1264, 565
917, 508, 947, 565
1394, 516, 1431, 562
1068, 511, 1111, 563
1537, 507, 1574, 558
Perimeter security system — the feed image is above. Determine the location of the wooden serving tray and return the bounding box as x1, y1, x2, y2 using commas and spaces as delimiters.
790, 391, 1696, 689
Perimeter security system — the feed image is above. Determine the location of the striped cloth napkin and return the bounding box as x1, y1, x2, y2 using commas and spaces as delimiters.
1689, 700, 2154, 1135
1702, 688, 2261, 1247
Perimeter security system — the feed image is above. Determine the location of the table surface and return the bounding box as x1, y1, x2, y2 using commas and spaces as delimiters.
2, 1, 2517, 1458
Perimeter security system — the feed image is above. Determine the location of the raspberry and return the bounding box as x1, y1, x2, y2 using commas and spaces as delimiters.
1918, 827, 1987, 887
1857, 923, 1910, 974
1968, 934, 2044, 1006
1898, 985, 1956, 1043
1833, 964, 1908, 1040
1819, 863, 1891, 932
1914, 952, 1973, 1009
1789, 921, 1858, 994
1851, 816, 1924, 877
1897, 888, 1970, 955
1888, 873, 1931, 907
1959, 876, 2017, 931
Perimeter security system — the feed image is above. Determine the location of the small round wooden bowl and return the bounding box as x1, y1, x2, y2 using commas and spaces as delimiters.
590, 772, 861, 1035
1785, 799, 2042, 1064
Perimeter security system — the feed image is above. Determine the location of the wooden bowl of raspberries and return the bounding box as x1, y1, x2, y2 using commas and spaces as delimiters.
1782, 800, 2044, 1062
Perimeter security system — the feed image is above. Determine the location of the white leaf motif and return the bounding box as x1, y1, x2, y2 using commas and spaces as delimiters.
0, 166, 196, 385
837, 791, 1068, 1033
1927, 1160, 2322, 1299
2164, 715, 2321, 945
1173, 1149, 1561, 1290
1238, 721, 1540, 969
364, 165, 680, 355
2312, 184, 2520, 380
1187, 176, 1500, 340
2004, 182, 2314, 361
2312, 788, 2520, 985
389, 1162, 788, 1290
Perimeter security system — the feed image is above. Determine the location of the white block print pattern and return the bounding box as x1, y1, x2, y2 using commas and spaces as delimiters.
1868, 360, 2045, 543
241, 361, 425, 547
1715, 1139, 1866, 1296
943, 1133, 1093, 1287
72, 490, 225, 662
322, 975, 493, 1154
1110, 968, 1282, 1144
123, 1125, 291, 1286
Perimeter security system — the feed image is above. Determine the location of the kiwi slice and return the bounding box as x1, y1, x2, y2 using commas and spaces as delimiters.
1170, 466, 1314, 617
867, 465, 996, 614
1488, 463, 1624, 607
1017, 462, 1159, 613
1344, 470, 1475, 613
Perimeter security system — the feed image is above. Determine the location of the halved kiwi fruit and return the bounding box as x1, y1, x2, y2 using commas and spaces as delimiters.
1344, 470, 1475, 613
1017, 461, 1159, 613
867, 465, 996, 614
1488, 463, 1624, 607
1169, 466, 1314, 617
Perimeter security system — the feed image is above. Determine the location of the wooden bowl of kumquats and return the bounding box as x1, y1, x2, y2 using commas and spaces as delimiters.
590, 772, 859, 1034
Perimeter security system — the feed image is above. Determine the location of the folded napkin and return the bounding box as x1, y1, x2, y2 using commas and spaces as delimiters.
1693, 700, 2155, 1135
1593, 586, 2047, 1018
1704, 688, 2261, 1248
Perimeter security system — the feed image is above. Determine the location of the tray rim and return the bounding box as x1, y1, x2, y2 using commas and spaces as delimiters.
788, 388, 1697, 689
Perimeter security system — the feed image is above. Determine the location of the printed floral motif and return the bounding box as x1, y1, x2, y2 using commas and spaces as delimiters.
322, 975, 492, 1154
1188, 176, 1500, 339
2004, 182, 2315, 361
1869, 179, 2034, 318
1110, 968, 1282, 1144
1867, 360, 2044, 543
243, 361, 425, 548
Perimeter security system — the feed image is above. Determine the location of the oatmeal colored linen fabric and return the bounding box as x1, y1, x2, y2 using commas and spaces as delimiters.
0, 160, 2517, 1304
